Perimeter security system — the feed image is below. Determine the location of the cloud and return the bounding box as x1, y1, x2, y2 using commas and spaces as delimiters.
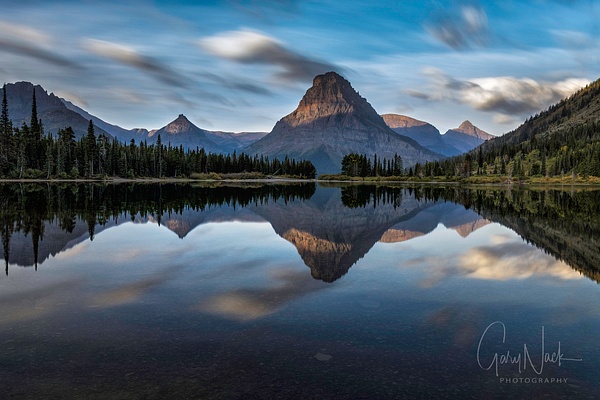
0, 279, 82, 325
426, 3, 489, 50
83, 39, 188, 87
0, 19, 53, 44
0, 19, 80, 69
404, 239, 582, 287
55, 91, 89, 108
408, 68, 589, 118
200, 71, 273, 96
198, 29, 338, 82
197, 269, 326, 321
459, 244, 583, 281
492, 113, 517, 125
228, 0, 304, 20
83, 38, 236, 107
464, 76, 588, 114
459, 242, 582, 281
551, 29, 592, 49
88, 264, 184, 308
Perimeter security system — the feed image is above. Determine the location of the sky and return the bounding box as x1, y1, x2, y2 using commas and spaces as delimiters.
0, 0, 598, 135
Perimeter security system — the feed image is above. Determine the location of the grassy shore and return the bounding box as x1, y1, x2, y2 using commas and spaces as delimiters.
317, 174, 600, 185
0, 172, 315, 183
2, 173, 600, 185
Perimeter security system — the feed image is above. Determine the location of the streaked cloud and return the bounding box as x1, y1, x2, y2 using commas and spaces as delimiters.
198, 30, 338, 83
426, 3, 489, 50
0, 19, 80, 69
492, 113, 517, 125
408, 68, 589, 120
83, 39, 188, 87
459, 243, 582, 281
551, 29, 593, 49
405, 239, 582, 286
55, 91, 90, 108
200, 71, 274, 96
0, 279, 82, 325
0, 19, 53, 45
197, 269, 326, 321
89, 264, 185, 308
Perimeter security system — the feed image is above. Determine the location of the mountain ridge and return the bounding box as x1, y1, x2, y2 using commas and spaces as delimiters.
60, 96, 268, 153
382, 114, 494, 156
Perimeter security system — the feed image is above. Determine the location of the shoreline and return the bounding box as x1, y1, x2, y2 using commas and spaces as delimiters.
1, 177, 600, 187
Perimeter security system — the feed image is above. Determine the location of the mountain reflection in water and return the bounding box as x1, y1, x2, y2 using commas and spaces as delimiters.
2, 182, 600, 399
1, 183, 599, 284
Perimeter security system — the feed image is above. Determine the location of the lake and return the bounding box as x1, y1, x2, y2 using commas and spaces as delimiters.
1, 183, 599, 399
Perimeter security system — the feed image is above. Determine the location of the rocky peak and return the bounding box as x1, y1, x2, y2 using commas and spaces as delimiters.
452, 120, 494, 140
287, 71, 381, 128
381, 114, 431, 129
2, 81, 65, 114
161, 114, 200, 135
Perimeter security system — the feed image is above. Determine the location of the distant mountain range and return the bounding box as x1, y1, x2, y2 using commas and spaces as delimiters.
128, 114, 268, 154
2, 78, 495, 170
1, 82, 266, 152
382, 114, 494, 157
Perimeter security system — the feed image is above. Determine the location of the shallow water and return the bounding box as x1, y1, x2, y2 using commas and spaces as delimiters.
1, 183, 599, 399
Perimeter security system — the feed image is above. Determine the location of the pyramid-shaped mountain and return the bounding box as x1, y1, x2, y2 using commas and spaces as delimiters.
450, 120, 495, 140
245, 72, 442, 173
442, 120, 494, 154
149, 114, 222, 152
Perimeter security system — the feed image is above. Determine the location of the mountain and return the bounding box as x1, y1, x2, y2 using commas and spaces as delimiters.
245, 72, 443, 174
62, 100, 267, 153
130, 120, 267, 153
1, 82, 111, 139
380, 201, 490, 243
249, 186, 434, 282
441, 120, 494, 154
146, 114, 220, 152
450, 120, 494, 140
382, 114, 462, 156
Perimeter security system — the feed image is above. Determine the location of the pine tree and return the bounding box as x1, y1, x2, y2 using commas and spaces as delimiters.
84, 120, 96, 177
0, 84, 12, 171
29, 88, 44, 170
30, 88, 39, 134
45, 133, 54, 178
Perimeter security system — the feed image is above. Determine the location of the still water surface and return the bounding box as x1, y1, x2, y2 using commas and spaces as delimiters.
0, 183, 599, 399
